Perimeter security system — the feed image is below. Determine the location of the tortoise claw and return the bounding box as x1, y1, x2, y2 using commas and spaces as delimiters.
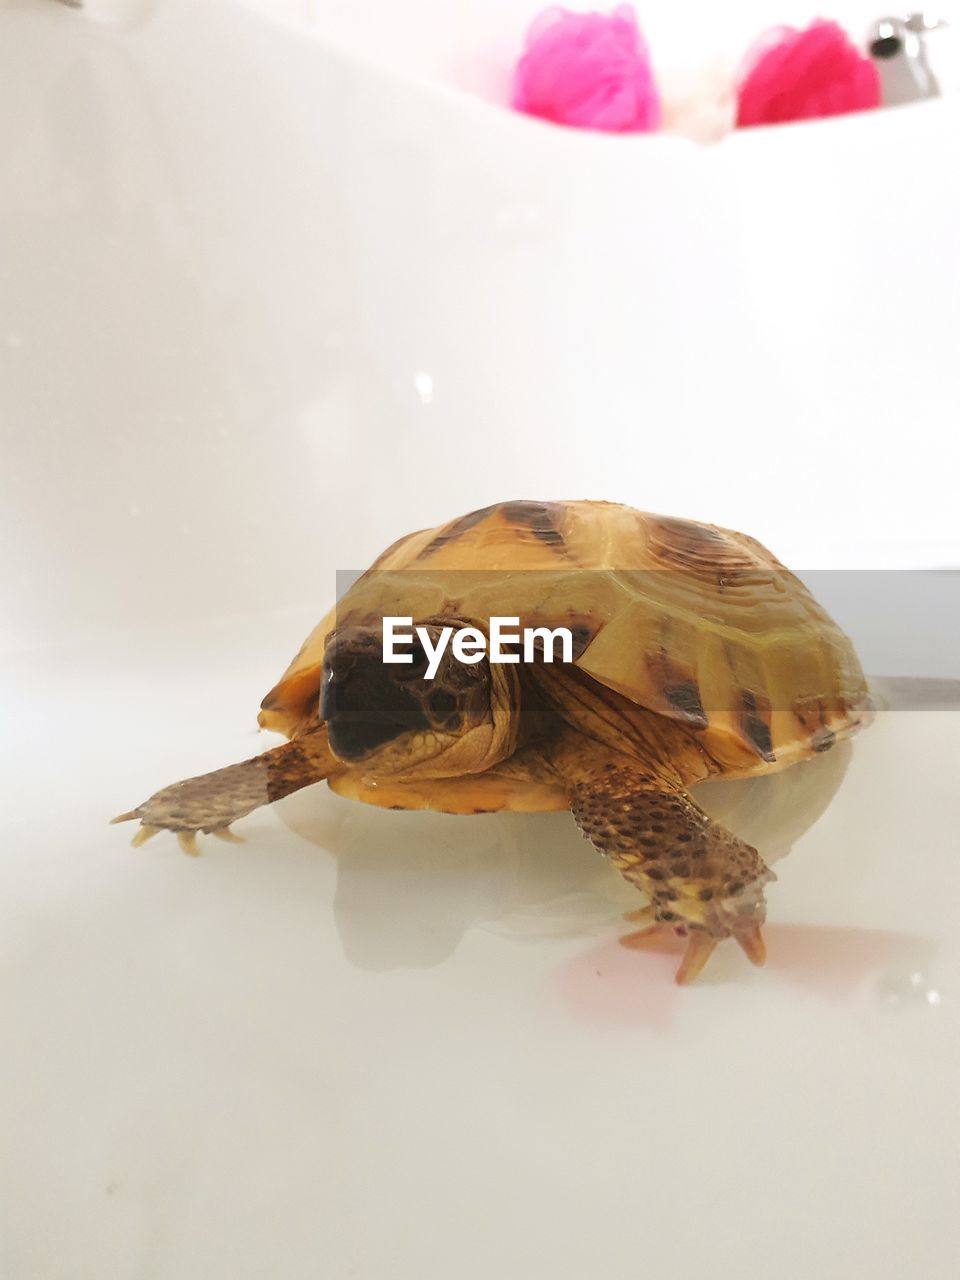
735, 923, 767, 967
619, 922, 666, 950
211, 825, 243, 844
675, 932, 718, 985
622, 905, 656, 926
176, 831, 201, 857
130, 824, 161, 848
620, 916, 768, 983
673, 925, 767, 983
113, 811, 242, 853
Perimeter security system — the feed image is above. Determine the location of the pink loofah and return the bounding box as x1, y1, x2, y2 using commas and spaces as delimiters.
737, 19, 881, 127
512, 6, 660, 133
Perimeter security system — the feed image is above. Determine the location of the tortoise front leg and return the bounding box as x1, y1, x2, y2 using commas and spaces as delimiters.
554, 741, 774, 983
112, 728, 337, 853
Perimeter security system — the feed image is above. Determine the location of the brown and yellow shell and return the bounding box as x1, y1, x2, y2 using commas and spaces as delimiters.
258, 500, 870, 778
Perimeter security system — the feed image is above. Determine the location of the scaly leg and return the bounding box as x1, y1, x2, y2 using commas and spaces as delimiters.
554, 740, 774, 983
112, 728, 337, 853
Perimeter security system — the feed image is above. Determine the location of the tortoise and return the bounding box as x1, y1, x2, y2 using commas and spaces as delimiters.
114, 500, 871, 982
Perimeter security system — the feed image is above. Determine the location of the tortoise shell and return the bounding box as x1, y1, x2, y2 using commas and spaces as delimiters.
258, 500, 870, 778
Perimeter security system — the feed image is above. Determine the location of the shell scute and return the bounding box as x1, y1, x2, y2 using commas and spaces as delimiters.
258, 500, 870, 775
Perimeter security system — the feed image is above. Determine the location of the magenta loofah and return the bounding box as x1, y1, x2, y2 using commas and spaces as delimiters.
512, 5, 660, 133
737, 19, 881, 127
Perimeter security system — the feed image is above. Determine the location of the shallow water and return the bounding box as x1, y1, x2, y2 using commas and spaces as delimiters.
4, 613, 957, 1278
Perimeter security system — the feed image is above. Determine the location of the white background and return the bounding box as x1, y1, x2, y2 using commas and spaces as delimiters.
2, 3, 958, 1278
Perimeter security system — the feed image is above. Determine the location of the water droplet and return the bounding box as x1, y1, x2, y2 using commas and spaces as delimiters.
877, 967, 943, 1010
413, 372, 434, 406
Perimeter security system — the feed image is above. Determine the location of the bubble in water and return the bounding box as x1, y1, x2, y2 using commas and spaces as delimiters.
877, 968, 943, 1010
413, 372, 434, 406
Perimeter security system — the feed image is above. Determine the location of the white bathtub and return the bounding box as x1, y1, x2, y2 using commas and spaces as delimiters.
2, 4, 958, 1278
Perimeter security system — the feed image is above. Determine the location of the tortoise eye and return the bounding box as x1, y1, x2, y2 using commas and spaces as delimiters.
427, 689, 457, 719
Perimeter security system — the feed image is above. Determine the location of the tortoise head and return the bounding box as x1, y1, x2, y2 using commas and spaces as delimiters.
320, 619, 518, 779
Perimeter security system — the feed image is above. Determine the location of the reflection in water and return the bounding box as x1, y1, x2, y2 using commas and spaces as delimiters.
559, 925, 938, 1030
692, 739, 852, 865
276, 741, 853, 971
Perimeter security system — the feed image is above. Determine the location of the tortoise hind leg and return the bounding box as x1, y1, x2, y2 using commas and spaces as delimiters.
112, 728, 337, 853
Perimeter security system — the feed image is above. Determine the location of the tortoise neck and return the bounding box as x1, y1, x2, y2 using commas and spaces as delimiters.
525, 661, 714, 787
